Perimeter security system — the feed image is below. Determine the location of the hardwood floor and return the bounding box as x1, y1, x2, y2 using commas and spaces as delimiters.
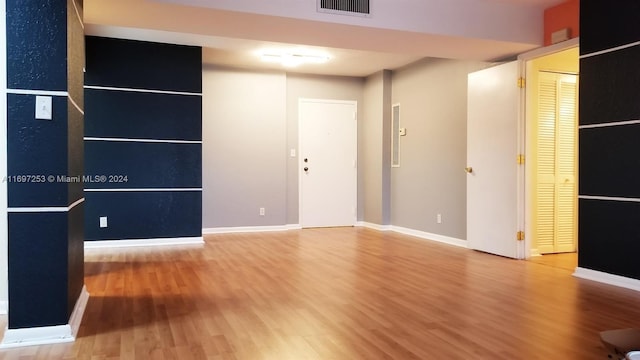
1, 227, 638, 359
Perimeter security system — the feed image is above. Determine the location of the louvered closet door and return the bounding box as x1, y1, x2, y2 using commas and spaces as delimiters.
536, 72, 578, 254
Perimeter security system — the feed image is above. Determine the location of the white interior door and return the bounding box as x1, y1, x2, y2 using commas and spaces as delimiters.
467, 61, 523, 258
299, 99, 357, 228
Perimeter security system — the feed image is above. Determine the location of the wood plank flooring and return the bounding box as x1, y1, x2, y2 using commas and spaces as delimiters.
1, 227, 639, 359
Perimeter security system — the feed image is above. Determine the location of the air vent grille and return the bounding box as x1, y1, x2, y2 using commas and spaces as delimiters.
318, 0, 370, 16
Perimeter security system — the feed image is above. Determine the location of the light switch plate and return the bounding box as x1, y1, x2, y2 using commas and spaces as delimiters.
35, 96, 52, 120
99, 216, 108, 228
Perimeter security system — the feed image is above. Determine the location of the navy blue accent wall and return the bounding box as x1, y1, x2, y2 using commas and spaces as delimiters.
579, 1, 640, 280
85, 142, 201, 189
84, 192, 202, 240
6, 0, 67, 91
84, 89, 202, 140
85, 36, 202, 93
66, 0, 86, 319
8, 212, 69, 328
5, 0, 85, 329
84, 36, 202, 241
7, 94, 69, 207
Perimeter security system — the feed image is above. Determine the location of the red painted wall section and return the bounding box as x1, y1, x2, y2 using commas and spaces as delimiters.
544, 0, 580, 46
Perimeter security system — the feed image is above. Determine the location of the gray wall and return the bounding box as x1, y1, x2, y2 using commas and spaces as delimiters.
202, 68, 363, 228
202, 59, 490, 237
390, 58, 488, 240
202, 67, 287, 228
362, 70, 391, 225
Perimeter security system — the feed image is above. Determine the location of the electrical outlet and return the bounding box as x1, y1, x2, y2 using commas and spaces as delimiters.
99, 216, 108, 228
437, 213, 442, 224
259, 207, 265, 216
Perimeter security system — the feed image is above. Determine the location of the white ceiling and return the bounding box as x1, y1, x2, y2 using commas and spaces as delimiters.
84, 0, 567, 77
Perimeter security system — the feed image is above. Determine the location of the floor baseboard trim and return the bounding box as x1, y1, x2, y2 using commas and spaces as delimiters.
0, 286, 89, 349
69, 286, 90, 337
390, 226, 468, 248
0, 325, 74, 349
85, 236, 204, 249
573, 267, 640, 292
203, 225, 301, 234
530, 248, 542, 257
356, 222, 392, 231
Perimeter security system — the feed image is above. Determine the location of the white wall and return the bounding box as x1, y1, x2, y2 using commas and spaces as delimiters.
390, 58, 489, 240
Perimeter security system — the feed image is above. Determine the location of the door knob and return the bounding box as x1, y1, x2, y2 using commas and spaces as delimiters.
465, 167, 473, 173
304, 167, 309, 172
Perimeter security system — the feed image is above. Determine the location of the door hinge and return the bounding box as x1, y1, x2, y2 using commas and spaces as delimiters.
517, 154, 525, 165
517, 231, 525, 241
517, 77, 526, 88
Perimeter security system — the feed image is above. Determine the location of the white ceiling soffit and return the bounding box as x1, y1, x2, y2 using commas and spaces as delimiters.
84, 0, 564, 76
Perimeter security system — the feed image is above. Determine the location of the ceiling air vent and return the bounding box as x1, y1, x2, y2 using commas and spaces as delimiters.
318, 0, 370, 17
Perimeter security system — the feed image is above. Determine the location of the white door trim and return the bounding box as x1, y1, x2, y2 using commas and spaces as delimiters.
518, 38, 580, 259
298, 98, 358, 228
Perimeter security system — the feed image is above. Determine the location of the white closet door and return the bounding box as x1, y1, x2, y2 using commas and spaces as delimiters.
536, 72, 578, 254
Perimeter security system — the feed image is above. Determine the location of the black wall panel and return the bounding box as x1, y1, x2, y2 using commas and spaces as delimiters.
84, 192, 202, 240
579, 200, 640, 279
67, 203, 85, 318
5, 0, 85, 330
579, 126, 640, 198
580, 1, 640, 55
579, 46, 640, 125
579, 0, 640, 280
68, 100, 85, 204
6, 0, 67, 91
84, 89, 202, 140
84, 36, 202, 241
66, 0, 86, 325
84, 141, 202, 189
85, 36, 202, 93
8, 212, 69, 328
7, 94, 68, 207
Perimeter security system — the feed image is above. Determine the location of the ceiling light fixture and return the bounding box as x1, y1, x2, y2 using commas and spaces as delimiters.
258, 50, 330, 67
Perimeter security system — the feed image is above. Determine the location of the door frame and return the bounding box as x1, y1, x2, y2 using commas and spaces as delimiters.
297, 98, 358, 228
518, 37, 580, 259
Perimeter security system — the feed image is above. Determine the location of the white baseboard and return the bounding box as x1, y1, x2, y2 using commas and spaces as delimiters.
0, 285, 89, 349
69, 286, 89, 337
356, 221, 392, 231
0, 301, 6, 315
85, 236, 204, 249
530, 248, 542, 257
389, 225, 468, 248
573, 267, 640, 292
203, 224, 301, 234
